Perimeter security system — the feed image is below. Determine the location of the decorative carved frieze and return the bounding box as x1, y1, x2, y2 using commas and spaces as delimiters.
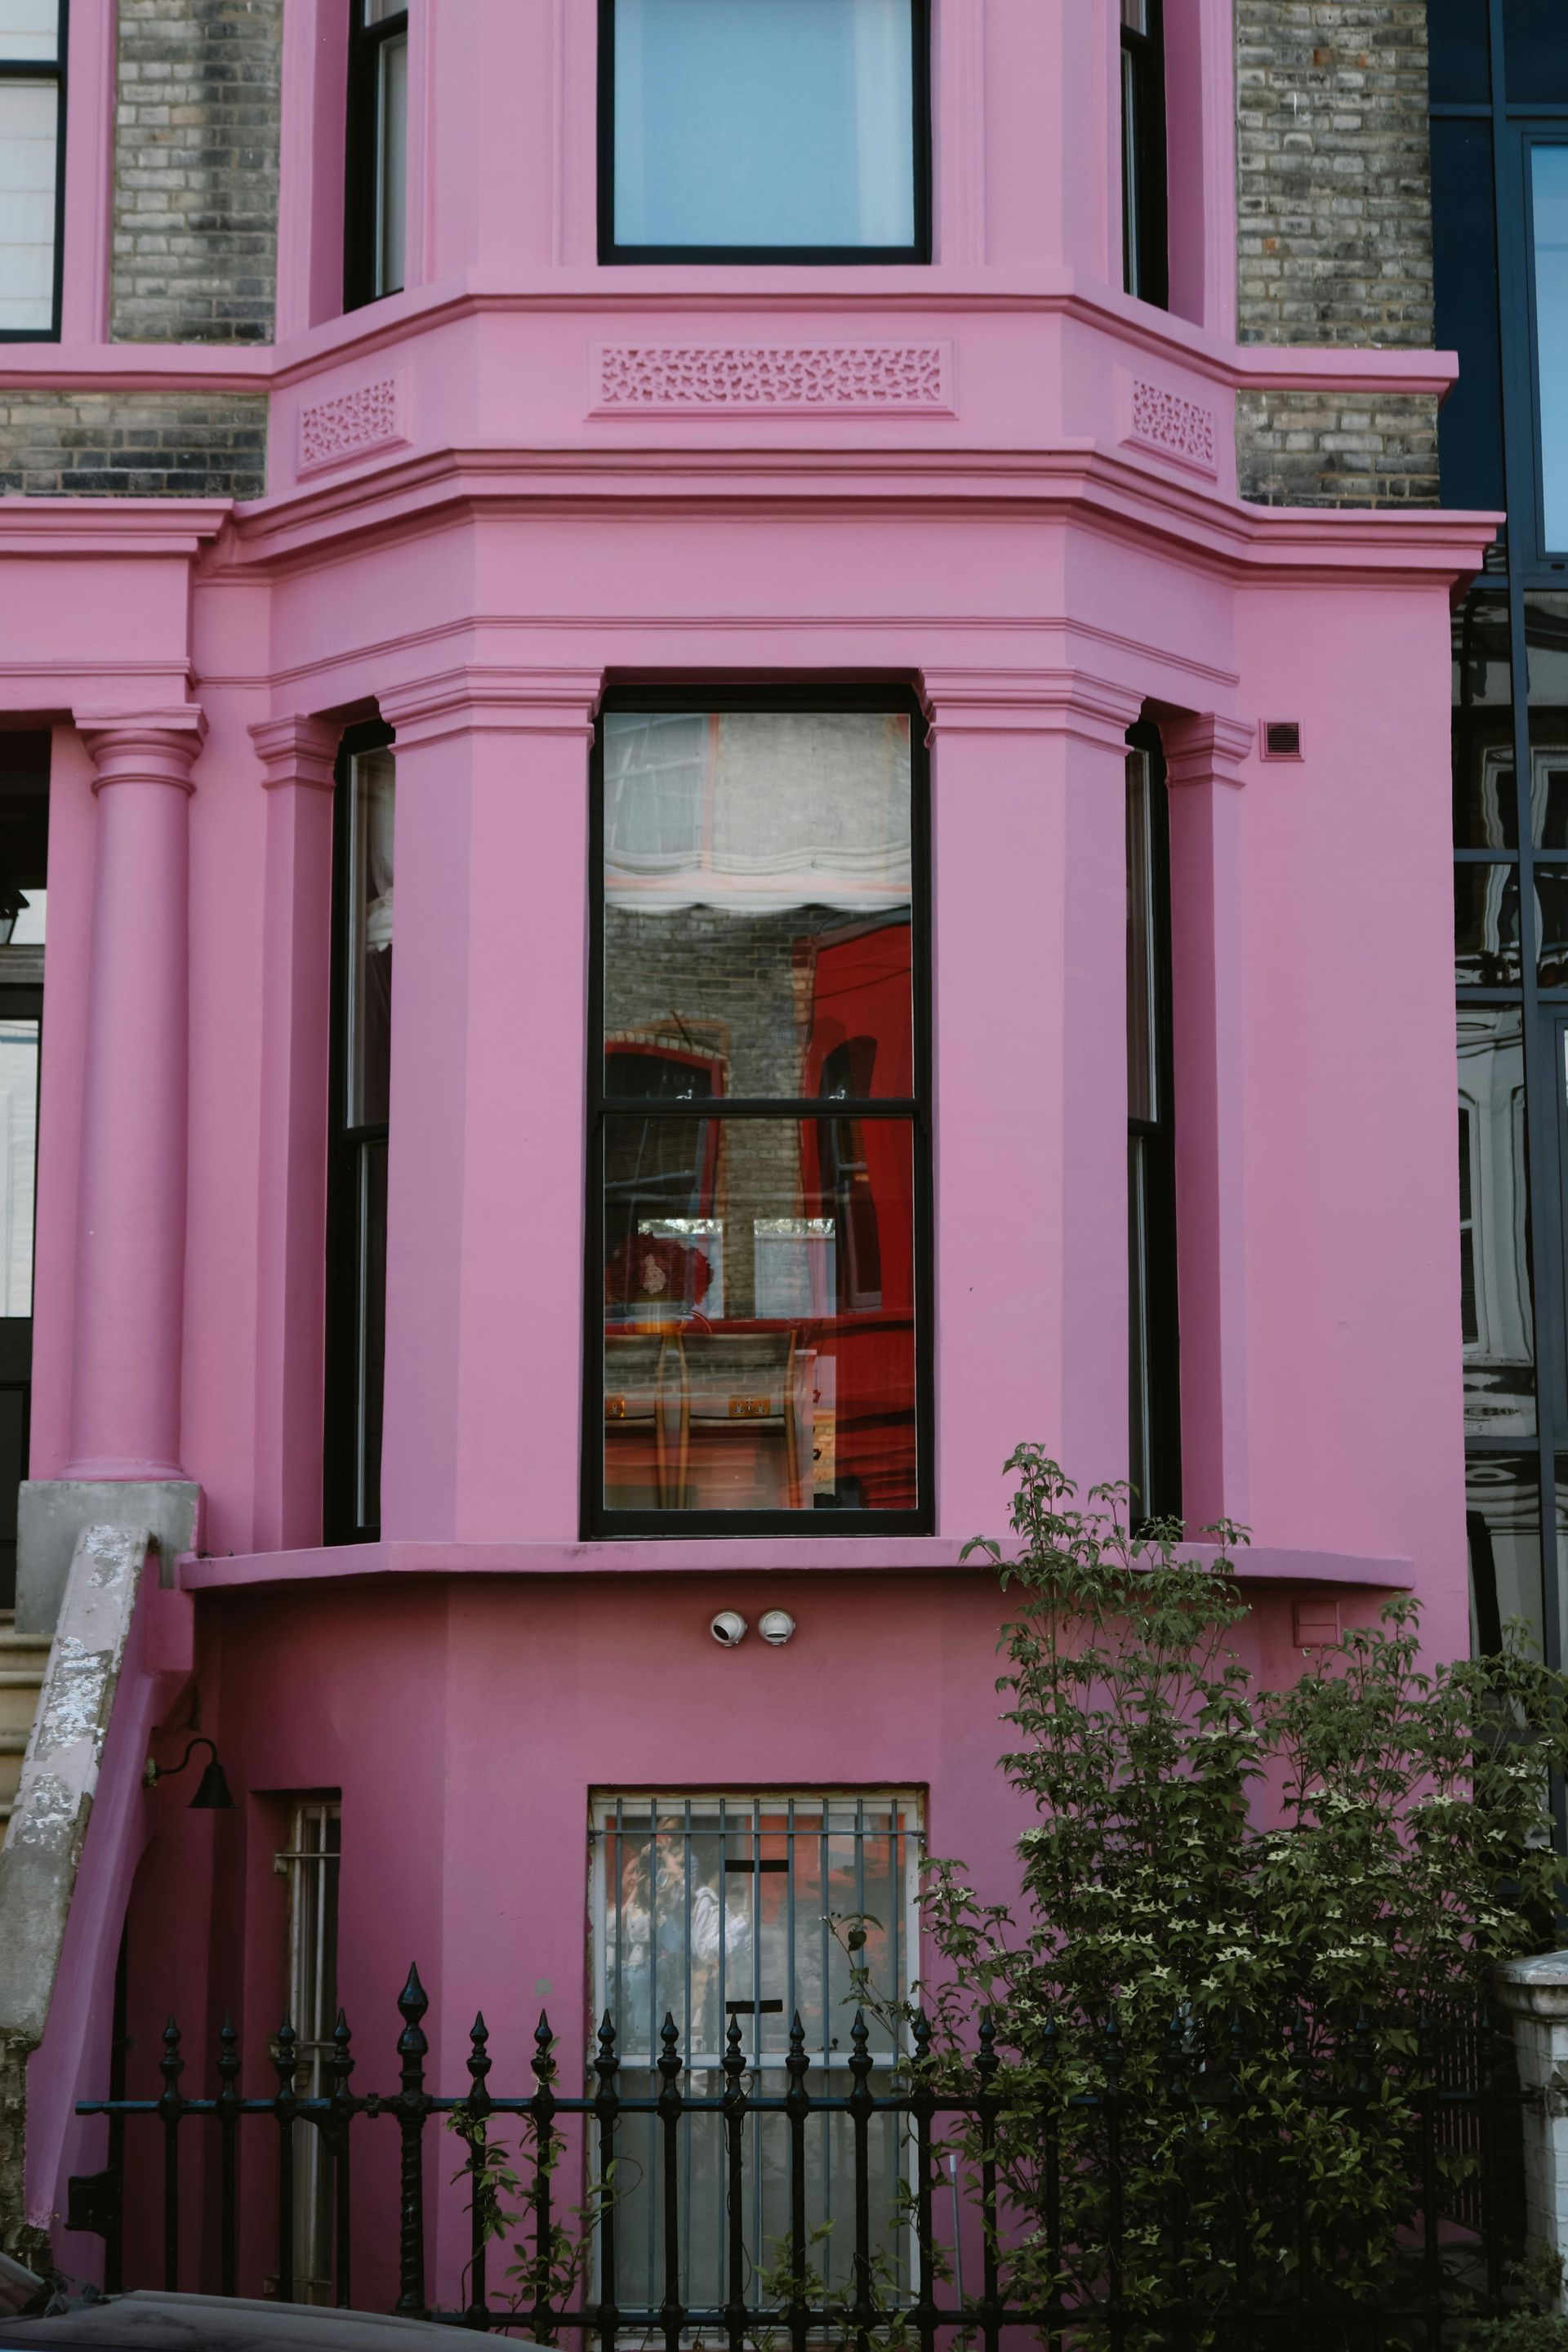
592, 342, 952, 415
1120, 376, 1219, 478
298, 376, 406, 474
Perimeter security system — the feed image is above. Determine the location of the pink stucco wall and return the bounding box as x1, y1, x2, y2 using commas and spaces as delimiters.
2, 0, 1495, 2272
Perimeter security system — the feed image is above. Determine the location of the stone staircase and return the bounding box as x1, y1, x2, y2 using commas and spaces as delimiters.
0, 1611, 50, 1840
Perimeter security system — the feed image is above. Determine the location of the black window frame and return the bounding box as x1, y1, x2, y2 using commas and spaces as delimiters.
1126, 721, 1181, 1525
0, 0, 68, 345
323, 719, 393, 1548
583, 683, 934, 1539
1120, 0, 1169, 311
596, 0, 933, 268
343, 0, 408, 314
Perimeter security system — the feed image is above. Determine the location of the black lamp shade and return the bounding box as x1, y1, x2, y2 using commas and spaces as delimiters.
190, 1756, 235, 1810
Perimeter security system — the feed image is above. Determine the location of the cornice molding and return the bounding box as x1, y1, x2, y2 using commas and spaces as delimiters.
379, 664, 604, 747
77, 702, 207, 791
0, 501, 231, 559
920, 666, 1144, 746
220, 443, 1501, 595
248, 712, 342, 791
1162, 711, 1255, 789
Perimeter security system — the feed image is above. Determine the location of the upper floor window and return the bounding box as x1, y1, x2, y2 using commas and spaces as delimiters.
599, 0, 930, 265
588, 694, 930, 1535
1120, 0, 1168, 309
325, 731, 394, 1544
0, 0, 65, 340
344, 0, 407, 310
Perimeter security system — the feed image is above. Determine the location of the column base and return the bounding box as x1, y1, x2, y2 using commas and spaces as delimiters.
16, 1481, 201, 1637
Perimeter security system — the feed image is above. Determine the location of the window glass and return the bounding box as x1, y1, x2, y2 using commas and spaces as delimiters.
1455, 863, 1522, 986
346, 749, 394, 1128
603, 710, 912, 1098
1467, 1454, 1544, 1655
1126, 750, 1158, 1122
596, 703, 924, 1524
1526, 597, 1568, 851
1531, 146, 1568, 551
594, 1792, 919, 2310
602, 1116, 915, 1512
1428, 0, 1491, 104
0, 1013, 36, 1316
279, 1799, 341, 2305
376, 31, 408, 296
1432, 122, 1505, 514
0, 78, 57, 333
1506, 0, 1568, 105
1120, 0, 1166, 306
0, 1, 58, 64
1458, 1009, 1536, 1439
1452, 592, 1516, 849
610, 0, 918, 253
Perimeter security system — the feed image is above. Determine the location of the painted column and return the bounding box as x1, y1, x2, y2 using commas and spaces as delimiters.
63, 709, 204, 1481
1165, 713, 1254, 1531
376, 668, 603, 1543
921, 670, 1143, 1538
249, 715, 341, 1551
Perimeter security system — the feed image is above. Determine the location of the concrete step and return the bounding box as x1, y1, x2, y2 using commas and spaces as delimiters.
0, 1669, 44, 1735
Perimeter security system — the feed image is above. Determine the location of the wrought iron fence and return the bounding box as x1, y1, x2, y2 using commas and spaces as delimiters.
72, 1967, 1529, 2349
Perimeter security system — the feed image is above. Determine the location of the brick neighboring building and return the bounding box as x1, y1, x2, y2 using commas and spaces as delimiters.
0, 0, 1541, 2317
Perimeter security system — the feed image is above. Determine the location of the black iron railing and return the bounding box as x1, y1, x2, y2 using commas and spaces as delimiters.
73, 1970, 1528, 2347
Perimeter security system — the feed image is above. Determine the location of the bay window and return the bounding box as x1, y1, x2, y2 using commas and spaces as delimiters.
0, 0, 65, 338
325, 730, 394, 1544
588, 695, 930, 1534
600, 0, 930, 264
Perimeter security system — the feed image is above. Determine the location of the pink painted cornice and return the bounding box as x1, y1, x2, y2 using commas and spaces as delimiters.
920, 665, 1145, 746
1164, 711, 1255, 788
0, 501, 230, 556
378, 662, 604, 746
219, 443, 1501, 593
248, 711, 342, 791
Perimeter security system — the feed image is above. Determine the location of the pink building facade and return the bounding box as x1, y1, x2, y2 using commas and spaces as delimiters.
0, 0, 1496, 2307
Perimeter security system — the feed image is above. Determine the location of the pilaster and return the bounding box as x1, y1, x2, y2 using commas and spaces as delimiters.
920, 666, 1143, 1530
375, 667, 604, 1543
64, 706, 205, 1481
248, 715, 342, 1551
1163, 711, 1254, 1531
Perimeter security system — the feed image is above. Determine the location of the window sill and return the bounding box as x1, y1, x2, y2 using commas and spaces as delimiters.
177, 1535, 1412, 1592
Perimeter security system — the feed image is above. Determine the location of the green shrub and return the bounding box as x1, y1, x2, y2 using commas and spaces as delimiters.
844, 1450, 1568, 2346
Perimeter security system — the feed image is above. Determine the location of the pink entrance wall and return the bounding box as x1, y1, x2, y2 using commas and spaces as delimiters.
2, 0, 1498, 2262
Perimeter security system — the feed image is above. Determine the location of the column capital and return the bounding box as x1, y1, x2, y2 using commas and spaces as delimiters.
919, 667, 1144, 751
249, 713, 342, 792
1162, 712, 1254, 791
76, 703, 207, 793
378, 665, 604, 750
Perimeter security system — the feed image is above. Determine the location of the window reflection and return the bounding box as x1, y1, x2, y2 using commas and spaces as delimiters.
603, 1117, 915, 1512
597, 706, 923, 1521
1451, 592, 1514, 849
0, 1015, 37, 1316
1458, 1009, 1535, 1438
1467, 1454, 1544, 1655
1454, 862, 1521, 986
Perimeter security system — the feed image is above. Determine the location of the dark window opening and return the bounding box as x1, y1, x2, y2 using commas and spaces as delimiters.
324, 725, 393, 1544
1126, 725, 1179, 1523
344, 0, 408, 311
1120, 0, 1168, 310
0, 730, 48, 1610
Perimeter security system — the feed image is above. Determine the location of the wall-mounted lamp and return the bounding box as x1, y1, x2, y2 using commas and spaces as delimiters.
144, 1736, 235, 1811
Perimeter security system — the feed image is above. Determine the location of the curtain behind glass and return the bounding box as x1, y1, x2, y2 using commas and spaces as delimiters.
613, 0, 915, 249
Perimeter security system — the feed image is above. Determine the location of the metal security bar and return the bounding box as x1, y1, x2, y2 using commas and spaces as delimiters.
74, 1978, 1526, 2346
276, 1798, 342, 2304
